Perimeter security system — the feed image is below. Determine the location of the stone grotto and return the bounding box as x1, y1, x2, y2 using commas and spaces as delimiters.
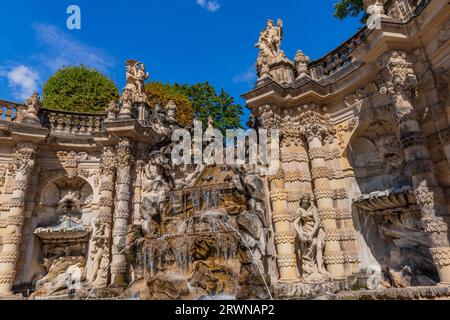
0, 0, 449, 300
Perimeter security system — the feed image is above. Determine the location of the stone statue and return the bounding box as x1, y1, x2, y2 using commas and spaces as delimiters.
294, 50, 310, 79
255, 19, 284, 77
293, 196, 331, 283
165, 100, 177, 122
123, 60, 149, 102
89, 218, 111, 287
256, 19, 283, 59
140, 151, 172, 234
24, 92, 42, 124
106, 99, 118, 120
233, 165, 267, 223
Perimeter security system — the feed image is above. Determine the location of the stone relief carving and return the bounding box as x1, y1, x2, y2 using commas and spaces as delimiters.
89, 218, 111, 287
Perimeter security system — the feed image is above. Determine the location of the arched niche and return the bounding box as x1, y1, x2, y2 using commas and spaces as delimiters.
347, 120, 438, 287
23, 175, 95, 289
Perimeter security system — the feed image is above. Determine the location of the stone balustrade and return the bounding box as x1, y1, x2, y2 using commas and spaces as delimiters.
39, 108, 106, 135
0, 100, 26, 123
308, 28, 370, 82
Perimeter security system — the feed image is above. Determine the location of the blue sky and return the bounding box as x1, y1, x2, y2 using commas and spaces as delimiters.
0, 1, 362, 122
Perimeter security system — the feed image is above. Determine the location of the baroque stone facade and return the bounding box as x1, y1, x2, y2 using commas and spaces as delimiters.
0, 0, 449, 299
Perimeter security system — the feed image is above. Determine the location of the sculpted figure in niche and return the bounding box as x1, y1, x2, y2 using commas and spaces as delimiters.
293, 196, 331, 283
89, 218, 111, 287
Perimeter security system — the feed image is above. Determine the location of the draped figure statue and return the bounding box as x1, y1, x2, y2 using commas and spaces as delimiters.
293, 196, 331, 283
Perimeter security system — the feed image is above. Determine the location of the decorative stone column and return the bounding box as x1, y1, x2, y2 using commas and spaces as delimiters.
0, 142, 37, 296
324, 135, 360, 275
378, 50, 450, 284
90, 146, 116, 288
305, 123, 346, 279
110, 137, 134, 286
281, 129, 312, 217
269, 169, 299, 282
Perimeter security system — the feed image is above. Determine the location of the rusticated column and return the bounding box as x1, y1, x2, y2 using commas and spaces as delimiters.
269, 169, 299, 282
378, 50, 450, 284
305, 124, 346, 279
281, 129, 312, 214
0, 142, 37, 296
110, 138, 134, 286
89, 146, 116, 287
323, 136, 360, 275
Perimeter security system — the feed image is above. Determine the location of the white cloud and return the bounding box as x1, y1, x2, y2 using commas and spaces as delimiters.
6, 65, 39, 101
196, 0, 221, 12
233, 66, 257, 84
31, 23, 114, 73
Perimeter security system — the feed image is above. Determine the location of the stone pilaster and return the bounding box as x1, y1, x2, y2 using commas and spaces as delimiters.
305, 124, 346, 279
90, 146, 116, 288
378, 50, 450, 284
0, 142, 37, 296
110, 138, 134, 287
269, 169, 299, 282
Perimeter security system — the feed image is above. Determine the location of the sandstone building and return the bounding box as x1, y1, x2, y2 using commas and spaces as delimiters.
0, 0, 449, 299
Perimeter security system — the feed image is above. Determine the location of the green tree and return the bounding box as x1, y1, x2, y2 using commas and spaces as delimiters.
43, 66, 119, 113
177, 82, 244, 132
333, 0, 366, 23
145, 81, 244, 132
145, 82, 193, 127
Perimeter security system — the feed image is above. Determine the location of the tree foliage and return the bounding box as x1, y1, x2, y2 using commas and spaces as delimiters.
43, 66, 119, 113
145, 81, 244, 132
333, 0, 366, 23
177, 82, 244, 132
145, 82, 193, 127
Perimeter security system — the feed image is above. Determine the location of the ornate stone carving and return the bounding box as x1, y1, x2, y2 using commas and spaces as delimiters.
430, 247, 450, 267
255, 19, 284, 77
274, 231, 296, 245
23, 92, 42, 124
293, 196, 330, 283
377, 50, 418, 101
284, 171, 311, 183
276, 255, 297, 268
123, 60, 149, 103
280, 152, 309, 163
13, 142, 37, 176
294, 50, 310, 79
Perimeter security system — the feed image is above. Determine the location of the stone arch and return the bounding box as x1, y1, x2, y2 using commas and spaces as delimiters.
20, 175, 95, 289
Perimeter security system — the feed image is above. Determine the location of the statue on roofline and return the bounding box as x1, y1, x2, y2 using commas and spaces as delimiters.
255, 19, 285, 77
123, 60, 149, 102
